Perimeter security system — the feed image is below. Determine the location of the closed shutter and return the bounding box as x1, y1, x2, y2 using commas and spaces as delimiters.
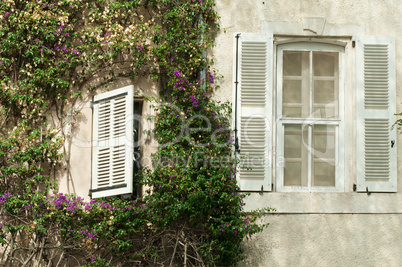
236, 33, 273, 191
91, 85, 134, 198
355, 36, 397, 192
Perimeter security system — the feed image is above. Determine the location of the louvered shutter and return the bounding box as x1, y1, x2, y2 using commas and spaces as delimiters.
236, 33, 273, 191
91, 85, 134, 198
355, 36, 397, 192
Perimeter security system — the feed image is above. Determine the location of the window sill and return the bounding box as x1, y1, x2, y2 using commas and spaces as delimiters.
243, 191, 402, 214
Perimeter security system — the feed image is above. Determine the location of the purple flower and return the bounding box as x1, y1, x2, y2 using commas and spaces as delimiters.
206, 71, 214, 83
69, 5, 73, 8
137, 45, 144, 50
65, 33, 69, 37
5, 12, 10, 18
173, 70, 181, 77
0, 62, 3, 65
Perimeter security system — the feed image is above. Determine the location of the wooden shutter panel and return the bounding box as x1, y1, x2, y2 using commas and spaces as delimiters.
236, 33, 273, 191
356, 36, 397, 192
92, 85, 134, 198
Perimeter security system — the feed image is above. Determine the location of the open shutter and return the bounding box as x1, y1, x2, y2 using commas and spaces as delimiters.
91, 85, 134, 198
236, 33, 273, 191
356, 36, 397, 192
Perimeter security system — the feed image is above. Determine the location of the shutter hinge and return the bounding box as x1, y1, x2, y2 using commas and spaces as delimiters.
353, 184, 356, 191
391, 140, 395, 148
352, 40, 355, 48
272, 183, 274, 191
259, 185, 264, 195
235, 136, 240, 153
366, 186, 371, 195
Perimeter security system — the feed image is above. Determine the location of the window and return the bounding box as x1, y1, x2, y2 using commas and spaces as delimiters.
235, 34, 397, 193
90, 85, 141, 198
276, 43, 344, 192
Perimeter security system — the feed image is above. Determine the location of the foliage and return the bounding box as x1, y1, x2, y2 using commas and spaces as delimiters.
0, 0, 270, 266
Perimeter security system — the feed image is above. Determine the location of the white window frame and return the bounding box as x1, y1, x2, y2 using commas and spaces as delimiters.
275, 41, 346, 192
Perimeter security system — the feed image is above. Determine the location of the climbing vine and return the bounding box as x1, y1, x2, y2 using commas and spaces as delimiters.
0, 0, 270, 266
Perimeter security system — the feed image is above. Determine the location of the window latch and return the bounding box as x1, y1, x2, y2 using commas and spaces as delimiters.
391, 140, 395, 148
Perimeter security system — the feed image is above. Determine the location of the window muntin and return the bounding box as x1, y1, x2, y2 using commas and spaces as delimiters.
277, 43, 344, 192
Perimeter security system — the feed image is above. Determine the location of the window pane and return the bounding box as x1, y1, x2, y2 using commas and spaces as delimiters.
284, 162, 302, 186
313, 80, 338, 119
283, 80, 302, 103
284, 125, 308, 186
312, 125, 335, 187
283, 52, 302, 76
314, 81, 335, 104
313, 162, 335, 186
313, 52, 336, 77
283, 80, 302, 117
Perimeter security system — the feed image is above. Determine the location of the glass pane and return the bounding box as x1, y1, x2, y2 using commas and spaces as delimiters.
313, 80, 338, 119
283, 80, 302, 103
284, 162, 302, 186
312, 125, 335, 187
284, 128, 302, 158
283, 107, 302, 118
313, 125, 335, 156
314, 81, 335, 104
283, 52, 302, 76
284, 125, 308, 187
283, 79, 302, 117
313, 162, 335, 186
313, 52, 337, 77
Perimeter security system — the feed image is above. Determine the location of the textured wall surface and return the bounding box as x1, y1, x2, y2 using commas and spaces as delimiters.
239, 214, 402, 267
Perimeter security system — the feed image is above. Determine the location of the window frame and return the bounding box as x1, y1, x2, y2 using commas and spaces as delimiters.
275, 41, 347, 193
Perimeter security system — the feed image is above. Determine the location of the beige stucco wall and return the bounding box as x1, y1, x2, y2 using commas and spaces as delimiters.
212, 0, 402, 266
240, 214, 402, 267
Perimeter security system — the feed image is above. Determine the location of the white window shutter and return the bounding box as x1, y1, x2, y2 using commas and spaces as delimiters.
236, 33, 273, 191
91, 85, 134, 198
355, 36, 397, 192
